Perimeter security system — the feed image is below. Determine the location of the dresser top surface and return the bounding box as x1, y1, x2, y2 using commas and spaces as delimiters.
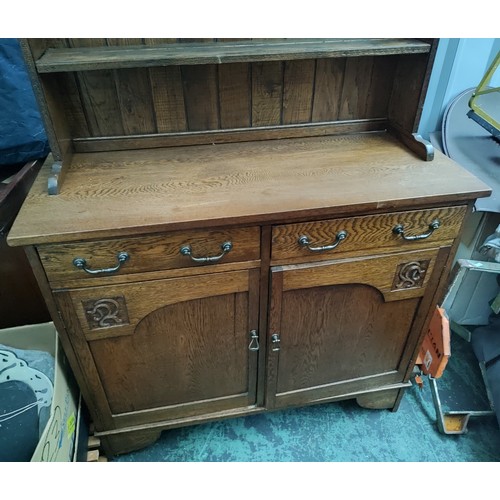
8, 132, 491, 246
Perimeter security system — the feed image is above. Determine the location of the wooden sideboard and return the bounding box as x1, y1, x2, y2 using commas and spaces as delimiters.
8, 38, 491, 456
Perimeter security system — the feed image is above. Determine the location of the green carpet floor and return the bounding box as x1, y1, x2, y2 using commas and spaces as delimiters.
113, 334, 500, 462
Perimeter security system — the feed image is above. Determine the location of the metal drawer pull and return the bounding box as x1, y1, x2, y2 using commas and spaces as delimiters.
180, 241, 233, 263
393, 220, 441, 241
298, 230, 348, 252
249, 330, 260, 351
73, 251, 129, 275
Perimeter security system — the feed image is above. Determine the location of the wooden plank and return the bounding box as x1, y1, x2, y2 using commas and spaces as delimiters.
178, 37, 219, 131
251, 61, 284, 126
72, 120, 387, 152
256, 226, 272, 407
54, 72, 90, 137
143, 38, 177, 45
219, 63, 251, 128
389, 53, 430, 132
77, 69, 125, 136
68, 39, 124, 136
182, 65, 220, 131
150, 66, 188, 133
312, 58, 346, 122
339, 57, 374, 120
36, 39, 432, 73
265, 268, 283, 408
7, 133, 491, 246
177, 38, 215, 43
145, 39, 187, 133
365, 55, 398, 119
107, 38, 157, 134
282, 60, 315, 124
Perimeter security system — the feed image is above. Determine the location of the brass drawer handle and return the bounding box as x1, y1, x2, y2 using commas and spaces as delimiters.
180, 241, 233, 263
73, 252, 129, 275
393, 220, 441, 241
298, 230, 348, 252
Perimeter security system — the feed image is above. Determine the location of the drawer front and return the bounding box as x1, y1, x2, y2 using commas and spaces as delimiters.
271, 206, 467, 262
39, 226, 260, 284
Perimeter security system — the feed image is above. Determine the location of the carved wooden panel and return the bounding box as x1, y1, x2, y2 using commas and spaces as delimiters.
392, 260, 430, 290
82, 296, 130, 330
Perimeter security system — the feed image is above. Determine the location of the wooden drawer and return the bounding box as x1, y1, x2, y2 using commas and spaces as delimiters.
271, 206, 467, 263
38, 226, 260, 284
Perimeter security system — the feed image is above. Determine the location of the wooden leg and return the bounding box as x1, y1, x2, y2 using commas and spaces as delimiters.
99, 428, 162, 457
356, 388, 405, 412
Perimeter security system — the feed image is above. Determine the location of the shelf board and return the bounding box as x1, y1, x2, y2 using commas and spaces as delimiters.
35, 39, 431, 73
7, 132, 491, 246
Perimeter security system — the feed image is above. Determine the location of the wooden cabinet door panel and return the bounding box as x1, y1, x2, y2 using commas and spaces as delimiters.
267, 249, 441, 408
276, 284, 418, 393
56, 269, 259, 420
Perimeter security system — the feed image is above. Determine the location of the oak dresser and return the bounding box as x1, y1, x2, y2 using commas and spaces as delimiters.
8, 38, 491, 456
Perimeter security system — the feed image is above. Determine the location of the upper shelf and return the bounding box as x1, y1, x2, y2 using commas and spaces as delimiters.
35, 38, 432, 73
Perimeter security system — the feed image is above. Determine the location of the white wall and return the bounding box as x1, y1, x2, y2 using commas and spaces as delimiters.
418, 38, 500, 140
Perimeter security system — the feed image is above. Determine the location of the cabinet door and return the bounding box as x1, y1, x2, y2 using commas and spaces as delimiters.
266, 249, 443, 409
55, 269, 260, 425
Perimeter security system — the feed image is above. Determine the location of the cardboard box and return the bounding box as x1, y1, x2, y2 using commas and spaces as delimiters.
0, 322, 79, 461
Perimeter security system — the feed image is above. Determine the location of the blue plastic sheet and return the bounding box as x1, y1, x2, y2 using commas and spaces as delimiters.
0, 38, 49, 166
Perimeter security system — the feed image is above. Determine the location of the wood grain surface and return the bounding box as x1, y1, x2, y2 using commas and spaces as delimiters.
280, 247, 439, 299
8, 133, 490, 246
14, 37, 487, 458
35, 39, 431, 73
61, 269, 259, 416
266, 247, 444, 408
39, 226, 260, 284
271, 206, 466, 263
276, 284, 417, 390
23, 38, 438, 165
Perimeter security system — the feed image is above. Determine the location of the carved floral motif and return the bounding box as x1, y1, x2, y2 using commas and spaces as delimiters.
393, 260, 430, 290
83, 296, 129, 329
